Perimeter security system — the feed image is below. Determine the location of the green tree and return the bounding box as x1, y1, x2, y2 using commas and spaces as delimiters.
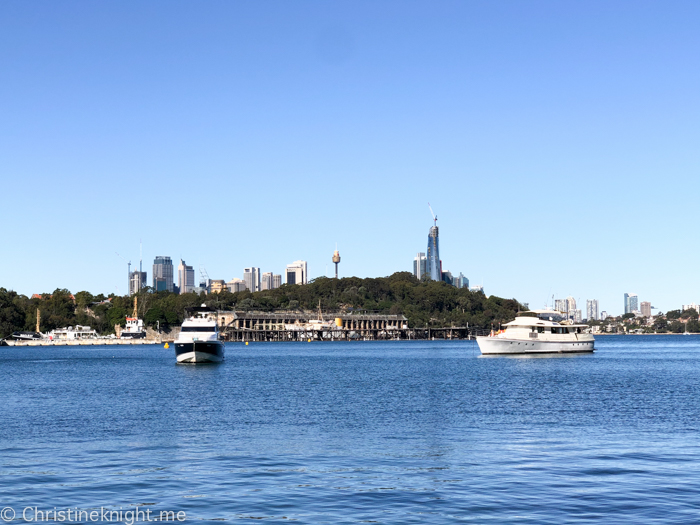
667, 310, 681, 320
0, 288, 26, 337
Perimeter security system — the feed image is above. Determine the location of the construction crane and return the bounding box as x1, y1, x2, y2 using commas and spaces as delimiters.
115, 252, 131, 296
199, 266, 210, 290
428, 202, 437, 226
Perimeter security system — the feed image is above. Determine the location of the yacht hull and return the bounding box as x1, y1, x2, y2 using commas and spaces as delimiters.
175, 341, 225, 364
477, 337, 594, 355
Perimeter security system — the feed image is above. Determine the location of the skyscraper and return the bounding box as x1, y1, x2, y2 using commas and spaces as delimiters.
286, 260, 307, 285
413, 252, 427, 280
152, 256, 174, 292
129, 271, 147, 295
624, 293, 638, 314
178, 260, 195, 294
640, 301, 652, 317
426, 220, 441, 281
554, 299, 567, 314
272, 274, 282, 288
455, 273, 469, 289
261, 272, 273, 291
586, 299, 599, 321
244, 267, 261, 292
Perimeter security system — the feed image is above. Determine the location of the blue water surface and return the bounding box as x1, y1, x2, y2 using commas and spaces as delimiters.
2, 336, 700, 524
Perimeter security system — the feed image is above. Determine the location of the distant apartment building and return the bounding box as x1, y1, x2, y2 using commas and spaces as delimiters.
129, 271, 147, 295
413, 252, 427, 280
177, 259, 195, 294
244, 267, 261, 292
640, 301, 652, 317
624, 293, 638, 314
567, 296, 576, 315
273, 274, 282, 288
286, 260, 308, 285
573, 310, 582, 323
682, 303, 700, 314
153, 256, 174, 292
586, 299, 599, 321
227, 278, 247, 293
209, 280, 226, 293
600, 311, 609, 321
470, 285, 484, 293
442, 271, 453, 286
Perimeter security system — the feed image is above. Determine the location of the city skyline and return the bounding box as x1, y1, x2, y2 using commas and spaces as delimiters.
3, 2, 700, 314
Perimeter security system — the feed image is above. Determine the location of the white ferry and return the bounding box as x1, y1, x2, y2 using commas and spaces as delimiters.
476, 310, 595, 355
174, 306, 225, 364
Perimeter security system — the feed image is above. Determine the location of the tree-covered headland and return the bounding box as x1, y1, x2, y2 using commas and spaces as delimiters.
0, 272, 525, 338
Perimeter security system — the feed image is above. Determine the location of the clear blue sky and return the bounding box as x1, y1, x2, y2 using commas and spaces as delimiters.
2, 1, 699, 315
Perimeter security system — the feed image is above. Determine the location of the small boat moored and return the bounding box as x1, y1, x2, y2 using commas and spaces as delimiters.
11, 331, 45, 341
174, 305, 225, 364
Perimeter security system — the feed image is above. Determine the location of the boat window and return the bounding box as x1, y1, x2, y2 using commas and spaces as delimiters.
181, 326, 217, 332
537, 326, 545, 333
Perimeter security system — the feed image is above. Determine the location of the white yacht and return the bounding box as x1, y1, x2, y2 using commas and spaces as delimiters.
174, 305, 225, 364
476, 310, 595, 355
48, 325, 100, 341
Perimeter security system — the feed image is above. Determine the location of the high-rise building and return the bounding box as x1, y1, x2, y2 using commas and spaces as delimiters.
442, 271, 453, 286
273, 274, 282, 288
586, 299, 599, 321
261, 272, 273, 291
566, 296, 576, 316
554, 299, 567, 314
413, 252, 427, 280
129, 271, 147, 295
455, 273, 469, 289
286, 260, 307, 285
600, 311, 609, 321
624, 293, 638, 314
640, 301, 652, 317
209, 280, 226, 293
682, 303, 700, 314
244, 267, 261, 292
152, 256, 174, 292
573, 310, 582, 323
227, 278, 247, 293
426, 221, 441, 281
177, 259, 195, 294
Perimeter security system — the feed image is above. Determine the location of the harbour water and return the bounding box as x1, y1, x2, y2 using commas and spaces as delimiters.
2, 336, 700, 523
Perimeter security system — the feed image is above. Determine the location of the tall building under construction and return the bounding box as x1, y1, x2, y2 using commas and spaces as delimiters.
426, 212, 441, 281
